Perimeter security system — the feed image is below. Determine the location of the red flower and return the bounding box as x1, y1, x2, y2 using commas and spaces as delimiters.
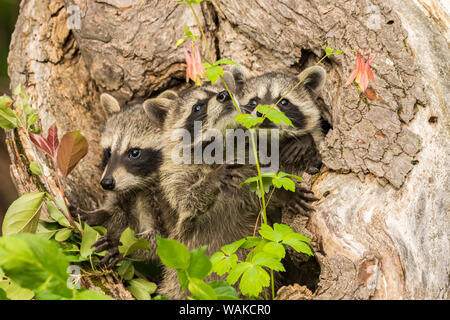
184, 43, 206, 86
346, 50, 377, 92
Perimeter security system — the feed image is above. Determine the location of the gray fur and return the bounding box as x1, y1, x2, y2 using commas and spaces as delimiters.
73, 93, 176, 266
152, 75, 308, 299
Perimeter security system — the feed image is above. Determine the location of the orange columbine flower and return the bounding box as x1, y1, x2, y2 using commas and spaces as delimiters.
346, 50, 377, 92
184, 43, 206, 86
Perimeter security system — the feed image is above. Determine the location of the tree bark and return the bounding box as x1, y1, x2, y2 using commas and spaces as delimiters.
7, 0, 449, 299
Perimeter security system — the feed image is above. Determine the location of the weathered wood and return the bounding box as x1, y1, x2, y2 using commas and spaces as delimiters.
7, 0, 449, 299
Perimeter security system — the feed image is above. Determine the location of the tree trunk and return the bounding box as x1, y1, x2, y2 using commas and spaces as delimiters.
7, 0, 449, 299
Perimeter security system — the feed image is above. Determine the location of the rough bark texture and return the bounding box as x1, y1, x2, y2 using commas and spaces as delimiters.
7, 0, 449, 299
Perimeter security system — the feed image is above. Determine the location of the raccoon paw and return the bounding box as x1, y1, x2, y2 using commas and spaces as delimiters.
286, 184, 319, 216
217, 163, 246, 194
94, 235, 123, 268
70, 207, 110, 227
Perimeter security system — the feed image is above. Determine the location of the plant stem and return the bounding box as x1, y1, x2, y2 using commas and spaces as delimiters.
271, 270, 275, 299
249, 129, 267, 224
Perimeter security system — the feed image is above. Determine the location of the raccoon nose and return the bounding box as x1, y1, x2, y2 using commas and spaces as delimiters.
100, 178, 115, 190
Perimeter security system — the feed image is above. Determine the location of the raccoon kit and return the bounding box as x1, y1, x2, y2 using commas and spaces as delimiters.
72, 92, 176, 266
146, 71, 314, 299
230, 66, 328, 214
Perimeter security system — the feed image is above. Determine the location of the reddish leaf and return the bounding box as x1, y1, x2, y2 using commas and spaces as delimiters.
30, 133, 54, 158
47, 122, 59, 156
57, 131, 89, 178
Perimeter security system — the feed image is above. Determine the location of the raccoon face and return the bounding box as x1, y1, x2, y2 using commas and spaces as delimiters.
155, 73, 241, 144
99, 93, 171, 193
236, 66, 326, 138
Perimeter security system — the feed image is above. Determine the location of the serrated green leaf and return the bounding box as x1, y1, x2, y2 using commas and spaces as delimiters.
188, 246, 211, 280
215, 59, 237, 66
118, 227, 151, 257
239, 265, 270, 298
127, 278, 157, 300
226, 262, 251, 285
188, 278, 217, 300
211, 253, 237, 276
221, 238, 245, 255
156, 237, 190, 270
251, 252, 285, 272
204, 64, 223, 84
282, 236, 313, 256
234, 114, 263, 129
240, 236, 265, 249
2, 192, 46, 235
263, 241, 286, 260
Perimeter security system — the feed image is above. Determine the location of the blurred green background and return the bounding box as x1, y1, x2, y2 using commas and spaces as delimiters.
0, 0, 21, 231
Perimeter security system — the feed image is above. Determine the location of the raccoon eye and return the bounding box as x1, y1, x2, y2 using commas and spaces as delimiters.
216, 90, 230, 103
128, 148, 141, 159
249, 98, 258, 107
280, 98, 290, 106
193, 103, 204, 112
104, 148, 111, 159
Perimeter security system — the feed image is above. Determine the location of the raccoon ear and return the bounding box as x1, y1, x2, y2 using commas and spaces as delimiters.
142, 98, 174, 124
298, 66, 327, 96
101, 93, 121, 116
223, 65, 250, 94
156, 90, 179, 101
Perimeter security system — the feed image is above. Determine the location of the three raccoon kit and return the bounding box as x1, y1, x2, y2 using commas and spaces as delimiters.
73, 65, 327, 298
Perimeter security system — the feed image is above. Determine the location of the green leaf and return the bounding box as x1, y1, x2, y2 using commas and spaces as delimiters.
211, 252, 237, 276
46, 200, 71, 227
118, 227, 151, 257
215, 59, 237, 66
26, 112, 38, 128
29, 161, 42, 175
257, 104, 293, 127
0, 234, 72, 299
226, 262, 251, 285
156, 237, 190, 270
80, 223, 101, 258
2, 192, 46, 235
127, 278, 157, 300
259, 223, 293, 242
282, 230, 311, 243
187, 246, 211, 280
55, 229, 72, 242
0, 288, 9, 300
263, 241, 286, 260
204, 64, 223, 84
221, 238, 245, 255
118, 260, 135, 280
234, 114, 263, 129
240, 236, 265, 249
72, 290, 113, 300
0, 279, 34, 300
208, 281, 239, 300
251, 252, 285, 272
239, 265, 270, 298
188, 278, 217, 300
0, 96, 18, 130
282, 239, 313, 256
